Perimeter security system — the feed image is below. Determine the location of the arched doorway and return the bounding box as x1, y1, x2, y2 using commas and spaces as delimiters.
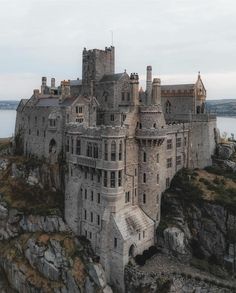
129, 244, 135, 258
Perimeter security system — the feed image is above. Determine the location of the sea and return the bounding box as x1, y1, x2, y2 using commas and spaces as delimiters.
0, 109, 236, 139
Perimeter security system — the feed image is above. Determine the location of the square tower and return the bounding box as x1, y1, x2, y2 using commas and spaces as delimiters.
82, 46, 115, 85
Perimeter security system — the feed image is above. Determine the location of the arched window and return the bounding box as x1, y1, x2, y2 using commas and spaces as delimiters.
119, 141, 122, 160
153, 123, 156, 128
76, 139, 81, 155
166, 100, 171, 114
111, 141, 116, 161
49, 139, 57, 154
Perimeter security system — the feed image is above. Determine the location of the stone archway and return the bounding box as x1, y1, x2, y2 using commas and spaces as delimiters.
129, 244, 135, 258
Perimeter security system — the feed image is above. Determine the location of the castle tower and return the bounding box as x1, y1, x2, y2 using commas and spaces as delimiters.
51, 78, 56, 88
130, 73, 139, 105
152, 78, 161, 105
146, 66, 152, 105
59, 80, 70, 103
82, 46, 115, 87
195, 72, 207, 114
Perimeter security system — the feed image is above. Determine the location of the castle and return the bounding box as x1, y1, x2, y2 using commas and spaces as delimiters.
15, 46, 217, 292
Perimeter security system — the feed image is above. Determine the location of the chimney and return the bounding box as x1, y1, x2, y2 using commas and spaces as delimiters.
41, 77, 47, 94
146, 66, 152, 105
152, 78, 161, 105
51, 78, 55, 88
130, 73, 139, 106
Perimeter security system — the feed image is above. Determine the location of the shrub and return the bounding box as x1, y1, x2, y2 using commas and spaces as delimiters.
135, 254, 146, 266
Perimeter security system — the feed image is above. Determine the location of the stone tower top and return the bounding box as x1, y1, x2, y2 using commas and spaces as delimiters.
82, 46, 115, 85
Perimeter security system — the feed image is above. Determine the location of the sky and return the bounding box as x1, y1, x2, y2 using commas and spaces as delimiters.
0, 0, 236, 100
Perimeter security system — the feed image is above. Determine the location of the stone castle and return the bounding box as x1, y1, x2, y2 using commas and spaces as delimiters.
15, 46, 217, 292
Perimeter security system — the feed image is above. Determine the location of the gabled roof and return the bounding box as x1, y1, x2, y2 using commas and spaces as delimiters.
99, 73, 124, 83
36, 98, 59, 107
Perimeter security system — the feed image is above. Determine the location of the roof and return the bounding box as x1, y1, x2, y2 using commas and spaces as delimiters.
99, 73, 124, 83
70, 79, 82, 86
36, 98, 59, 107
113, 206, 154, 240
161, 84, 195, 91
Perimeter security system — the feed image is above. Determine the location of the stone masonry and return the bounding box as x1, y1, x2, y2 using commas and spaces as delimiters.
15, 46, 217, 292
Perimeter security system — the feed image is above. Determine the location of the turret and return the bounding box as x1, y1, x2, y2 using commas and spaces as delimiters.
152, 78, 161, 105
51, 78, 56, 88
146, 66, 152, 105
130, 73, 139, 105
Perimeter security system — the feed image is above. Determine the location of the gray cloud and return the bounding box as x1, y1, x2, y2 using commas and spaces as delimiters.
0, 0, 236, 100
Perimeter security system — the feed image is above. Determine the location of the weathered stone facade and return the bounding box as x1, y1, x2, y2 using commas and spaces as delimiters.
15, 46, 217, 292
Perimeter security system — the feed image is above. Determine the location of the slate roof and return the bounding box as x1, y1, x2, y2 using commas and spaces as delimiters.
100, 73, 124, 83
161, 84, 195, 91
113, 206, 154, 240
36, 98, 59, 107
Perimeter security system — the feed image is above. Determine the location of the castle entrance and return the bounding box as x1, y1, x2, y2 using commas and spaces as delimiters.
129, 244, 135, 258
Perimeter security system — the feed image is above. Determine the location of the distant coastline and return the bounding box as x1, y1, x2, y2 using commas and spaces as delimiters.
206, 99, 236, 117
0, 100, 19, 110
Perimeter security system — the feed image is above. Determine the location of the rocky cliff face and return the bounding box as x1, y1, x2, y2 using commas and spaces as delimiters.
0, 153, 112, 293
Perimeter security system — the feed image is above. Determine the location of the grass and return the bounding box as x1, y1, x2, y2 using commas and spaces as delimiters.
0, 138, 11, 152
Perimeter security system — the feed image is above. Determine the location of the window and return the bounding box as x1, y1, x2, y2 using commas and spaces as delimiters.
91, 171, 94, 181
167, 139, 172, 150
85, 171, 87, 179
29, 129, 31, 135
104, 171, 107, 187
167, 158, 172, 168
76, 139, 81, 155
89, 232, 92, 239
66, 114, 69, 123
176, 155, 181, 166
125, 191, 130, 203
157, 174, 159, 184
135, 188, 137, 197
135, 168, 137, 176
110, 114, 114, 121
90, 212, 93, 223
119, 141, 122, 160
86, 142, 93, 157
184, 137, 187, 146
76, 106, 78, 114
143, 173, 146, 183
122, 92, 125, 101
97, 193, 101, 204
110, 171, 116, 188
84, 189, 87, 199
157, 153, 159, 163
122, 115, 126, 122
97, 171, 101, 183
37, 130, 39, 136
111, 141, 116, 161
143, 231, 145, 238
97, 215, 100, 226
127, 92, 130, 101
118, 170, 122, 187
166, 178, 170, 188
176, 137, 181, 148
114, 237, 117, 248
104, 141, 108, 161
143, 194, 146, 204
84, 209, 87, 220
71, 138, 74, 154
43, 131, 46, 138
143, 152, 146, 162
93, 143, 98, 159
35, 116, 37, 125
79, 106, 83, 113
166, 100, 171, 114
91, 191, 94, 201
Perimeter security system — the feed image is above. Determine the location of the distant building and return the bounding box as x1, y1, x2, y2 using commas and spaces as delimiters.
15, 46, 217, 292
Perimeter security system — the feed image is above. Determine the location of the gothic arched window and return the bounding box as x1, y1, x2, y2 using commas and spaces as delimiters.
166, 100, 171, 114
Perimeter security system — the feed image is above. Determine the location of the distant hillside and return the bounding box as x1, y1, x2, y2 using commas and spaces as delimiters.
0, 100, 19, 110
206, 99, 236, 116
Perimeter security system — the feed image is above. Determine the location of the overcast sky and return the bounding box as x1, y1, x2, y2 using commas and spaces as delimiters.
0, 0, 236, 100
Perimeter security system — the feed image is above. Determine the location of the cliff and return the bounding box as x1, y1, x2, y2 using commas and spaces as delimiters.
0, 146, 112, 293
125, 143, 236, 292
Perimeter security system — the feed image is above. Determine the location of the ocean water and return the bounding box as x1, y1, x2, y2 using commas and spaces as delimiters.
0, 110, 236, 139
0, 110, 16, 138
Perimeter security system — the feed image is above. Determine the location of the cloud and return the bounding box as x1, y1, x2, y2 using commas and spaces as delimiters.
0, 0, 236, 100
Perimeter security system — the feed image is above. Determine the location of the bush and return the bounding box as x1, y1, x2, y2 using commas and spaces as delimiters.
148, 246, 158, 257
190, 239, 205, 260
135, 254, 146, 266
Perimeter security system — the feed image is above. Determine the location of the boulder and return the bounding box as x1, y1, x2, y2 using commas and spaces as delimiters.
217, 143, 235, 159
163, 227, 188, 255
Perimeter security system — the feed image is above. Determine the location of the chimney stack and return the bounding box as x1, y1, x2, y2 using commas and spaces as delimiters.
146, 66, 152, 105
